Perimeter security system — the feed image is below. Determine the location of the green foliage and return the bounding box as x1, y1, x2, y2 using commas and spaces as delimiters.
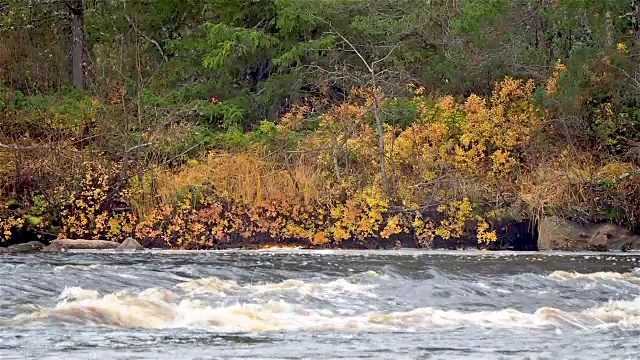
24, 215, 42, 227
202, 24, 279, 71
204, 127, 251, 149
382, 97, 420, 129
5, 199, 20, 209
253, 121, 281, 144
28, 195, 49, 217
451, 0, 508, 34
196, 98, 249, 129
272, 35, 337, 69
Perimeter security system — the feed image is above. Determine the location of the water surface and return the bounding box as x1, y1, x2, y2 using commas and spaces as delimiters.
2, 250, 640, 359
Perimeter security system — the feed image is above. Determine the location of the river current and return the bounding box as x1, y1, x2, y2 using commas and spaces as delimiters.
1, 250, 640, 359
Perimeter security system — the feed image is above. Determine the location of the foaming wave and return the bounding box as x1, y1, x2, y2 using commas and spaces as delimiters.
249, 278, 377, 297
585, 297, 640, 327
175, 273, 379, 298
350, 270, 389, 281
4, 286, 640, 332
58, 286, 100, 302
176, 277, 241, 295
548, 269, 640, 283
10, 287, 180, 328
53, 264, 100, 272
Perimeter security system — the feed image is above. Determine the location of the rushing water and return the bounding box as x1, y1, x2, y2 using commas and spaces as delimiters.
2, 250, 640, 359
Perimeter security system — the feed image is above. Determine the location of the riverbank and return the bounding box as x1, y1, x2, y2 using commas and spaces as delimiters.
2, 215, 639, 254
3, 75, 639, 252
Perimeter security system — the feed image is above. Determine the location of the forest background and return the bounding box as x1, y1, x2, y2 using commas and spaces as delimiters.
1, 0, 639, 249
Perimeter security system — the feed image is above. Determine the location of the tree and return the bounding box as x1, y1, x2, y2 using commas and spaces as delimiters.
0, 0, 88, 90
66, 0, 85, 89
299, 0, 445, 201
318, 20, 396, 199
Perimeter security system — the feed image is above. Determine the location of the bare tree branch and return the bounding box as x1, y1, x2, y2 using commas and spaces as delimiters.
371, 42, 401, 68
125, 13, 168, 62
311, 15, 374, 75
0, 143, 53, 151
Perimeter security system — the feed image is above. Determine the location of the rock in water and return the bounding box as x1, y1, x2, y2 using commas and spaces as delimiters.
0, 247, 14, 254
41, 241, 66, 253
42, 239, 120, 252
591, 224, 640, 251
538, 216, 640, 251
537, 216, 590, 251
116, 237, 143, 251
7, 241, 45, 253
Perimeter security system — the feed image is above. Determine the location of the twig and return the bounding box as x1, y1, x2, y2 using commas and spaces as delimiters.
0, 143, 54, 151
124, 142, 152, 153
386, 202, 444, 214
311, 15, 373, 74
125, 14, 168, 62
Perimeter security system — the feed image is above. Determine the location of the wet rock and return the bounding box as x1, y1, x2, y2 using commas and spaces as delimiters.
116, 237, 144, 251
591, 224, 640, 251
0, 247, 13, 254
538, 216, 640, 251
41, 241, 67, 253
330, 234, 418, 250
337, 238, 373, 250
538, 216, 591, 251
43, 239, 120, 252
7, 241, 45, 253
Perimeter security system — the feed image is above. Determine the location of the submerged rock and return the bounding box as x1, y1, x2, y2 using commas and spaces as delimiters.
42, 239, 120, 252
538, 216, 640, 251
7, 241, 45, 253
116, 237, 144, 251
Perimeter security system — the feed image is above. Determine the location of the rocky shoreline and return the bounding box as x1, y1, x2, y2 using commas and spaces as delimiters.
1, 216, 639, 254
0, 237, 144, 254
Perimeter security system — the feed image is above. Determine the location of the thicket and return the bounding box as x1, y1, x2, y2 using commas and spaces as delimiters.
1, 0, 639, 248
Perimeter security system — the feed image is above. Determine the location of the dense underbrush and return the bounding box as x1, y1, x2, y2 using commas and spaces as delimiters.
2, 71, 638, 249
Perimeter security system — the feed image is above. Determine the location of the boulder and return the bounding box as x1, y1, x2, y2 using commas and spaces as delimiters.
538, 216, 640, 251
42, 239, 120, 252
41, 241, 67, 253
537, 216, 589, 251
7, 241, 45, 253
592, 224, 640, 251
116, 237, 144, 251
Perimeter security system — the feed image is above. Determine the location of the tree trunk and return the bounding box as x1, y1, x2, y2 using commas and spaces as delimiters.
635, 0, 640, 41
372, 87, 390, 199
68, 0, 85, 90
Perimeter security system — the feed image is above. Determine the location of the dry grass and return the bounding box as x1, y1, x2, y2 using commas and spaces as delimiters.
178, 149, 324, 205
519, 152, 596, 218
128, 147, 326, 218
519, 149, 640, 224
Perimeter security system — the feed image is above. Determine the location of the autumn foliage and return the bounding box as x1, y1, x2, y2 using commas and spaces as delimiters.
1, 72, 639, 248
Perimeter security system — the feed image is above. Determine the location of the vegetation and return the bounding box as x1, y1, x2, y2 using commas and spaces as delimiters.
1, 0, 639, 248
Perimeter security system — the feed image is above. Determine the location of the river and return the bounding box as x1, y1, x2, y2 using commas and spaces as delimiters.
1, 250, 640, 359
